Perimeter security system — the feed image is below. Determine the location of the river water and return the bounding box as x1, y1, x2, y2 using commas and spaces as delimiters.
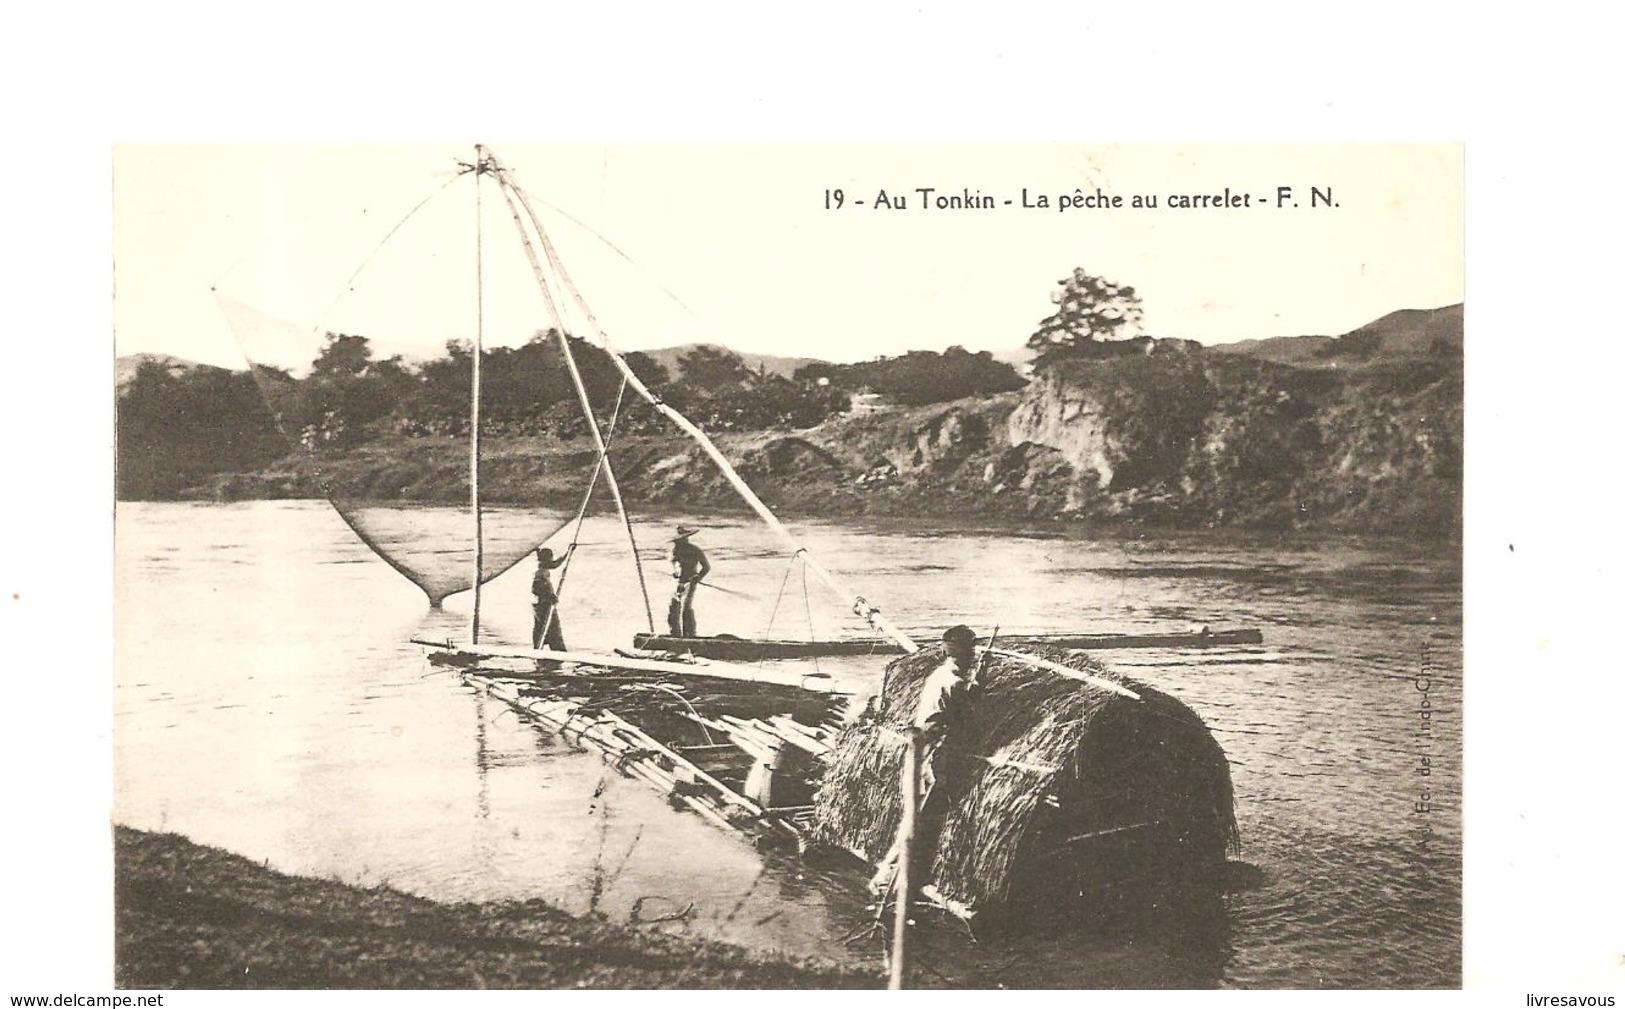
113, 500, 1461, 988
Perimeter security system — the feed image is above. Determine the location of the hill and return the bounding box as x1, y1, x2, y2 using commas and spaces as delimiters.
1337, 303, 1464, 356
639, 343, 822, 381
1207, 303, 1462, 367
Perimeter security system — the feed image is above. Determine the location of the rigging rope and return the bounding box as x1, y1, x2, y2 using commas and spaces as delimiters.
538, 374, 646, 648
494, 175, 656, 634
494, 162, 920, 654
309, 174, 463, 339
761, 553, 800, 642
515, 189, 699, 320
801, 562, 824, 679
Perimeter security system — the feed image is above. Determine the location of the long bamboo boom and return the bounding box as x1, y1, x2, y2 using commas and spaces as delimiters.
492, 179, 655, 631
490, 160, 918, 653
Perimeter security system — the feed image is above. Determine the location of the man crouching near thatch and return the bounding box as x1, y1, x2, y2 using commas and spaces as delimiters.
869, 624, 981, 897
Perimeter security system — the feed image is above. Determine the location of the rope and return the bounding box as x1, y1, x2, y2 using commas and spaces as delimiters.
760, 554, 800, 642
309, 174, 462, 338
802, 562, 823, 679
632, 683, 715, 744
753, 551, 802, 674
513, 188, 700, 320
540, 373, 643, 647
494, 176, 655, 633
225, 167, 461, 607
559, 375, 631, 568
493, 159, 919, 654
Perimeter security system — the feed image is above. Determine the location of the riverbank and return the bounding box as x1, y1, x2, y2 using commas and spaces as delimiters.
119, 305, 1463, 536
125, 327, 1461, 538
153, 367, 1459, 540
114, 827, 879, 989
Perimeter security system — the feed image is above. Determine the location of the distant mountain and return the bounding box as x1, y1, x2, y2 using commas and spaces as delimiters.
1208, 304, 1462, 366
116, 352, 204, 390
1337, 303, 1463, 356
638, 343, 823, 381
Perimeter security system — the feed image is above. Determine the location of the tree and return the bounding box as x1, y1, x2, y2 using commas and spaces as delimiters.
1027, 268, 1144, 366
311, 332, 374, 378
117, 361, 287, 497
793, 361, 839, 385
804, 347, 1025, 406
676, 346, 753, 389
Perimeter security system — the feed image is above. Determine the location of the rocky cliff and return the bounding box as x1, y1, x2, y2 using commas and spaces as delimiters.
999, 347, 1460, 533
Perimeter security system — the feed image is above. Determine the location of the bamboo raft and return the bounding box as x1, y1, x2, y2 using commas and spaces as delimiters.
427, 643, 851, 850
427, 634, 1240, 929
632, 627, 1264, 661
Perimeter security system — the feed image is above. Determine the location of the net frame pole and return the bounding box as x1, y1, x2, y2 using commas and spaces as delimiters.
470, 145, 488, 644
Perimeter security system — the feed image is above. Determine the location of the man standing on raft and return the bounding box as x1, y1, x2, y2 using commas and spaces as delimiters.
531, 545, 572, 651
871, 624, 982, 894
667, 525, 711, 637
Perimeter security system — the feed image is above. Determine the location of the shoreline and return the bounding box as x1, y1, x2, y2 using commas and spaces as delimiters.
114, 826, 879, 990
117, 421, 1462, 541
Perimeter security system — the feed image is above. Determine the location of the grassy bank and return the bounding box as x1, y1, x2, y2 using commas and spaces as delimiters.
114, 827, 879, 989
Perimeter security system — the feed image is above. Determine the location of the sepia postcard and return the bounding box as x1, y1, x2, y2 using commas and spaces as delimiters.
98, 142, 1473, 991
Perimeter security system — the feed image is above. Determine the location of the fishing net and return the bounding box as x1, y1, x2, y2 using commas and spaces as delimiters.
216, 296, 578, 605
211, 154, 666, 608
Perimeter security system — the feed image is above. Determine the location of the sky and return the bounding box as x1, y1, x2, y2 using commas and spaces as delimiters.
114, 143, 1463, 370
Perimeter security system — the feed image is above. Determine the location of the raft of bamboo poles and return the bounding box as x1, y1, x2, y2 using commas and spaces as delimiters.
426, 634, 1239, 929
427, 642, 849, 850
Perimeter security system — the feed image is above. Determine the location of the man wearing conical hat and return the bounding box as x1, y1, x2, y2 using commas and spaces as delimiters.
667, 525, 711, 637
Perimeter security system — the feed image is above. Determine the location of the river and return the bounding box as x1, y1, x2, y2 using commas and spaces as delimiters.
113, 499, 1461, 988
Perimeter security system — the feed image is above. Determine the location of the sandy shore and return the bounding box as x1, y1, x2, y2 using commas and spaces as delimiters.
114, 827, 880, 989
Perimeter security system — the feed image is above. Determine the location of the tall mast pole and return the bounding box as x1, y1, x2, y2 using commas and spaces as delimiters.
470, 145, 487, 644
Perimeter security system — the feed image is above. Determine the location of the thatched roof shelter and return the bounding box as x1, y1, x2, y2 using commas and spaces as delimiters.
810, 644, 1237, 921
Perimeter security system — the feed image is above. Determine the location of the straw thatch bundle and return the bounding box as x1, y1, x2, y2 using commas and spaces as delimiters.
810, 644, 1237, 918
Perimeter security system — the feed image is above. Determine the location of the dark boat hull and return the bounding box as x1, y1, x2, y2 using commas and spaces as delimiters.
632, 628, 1263, 660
